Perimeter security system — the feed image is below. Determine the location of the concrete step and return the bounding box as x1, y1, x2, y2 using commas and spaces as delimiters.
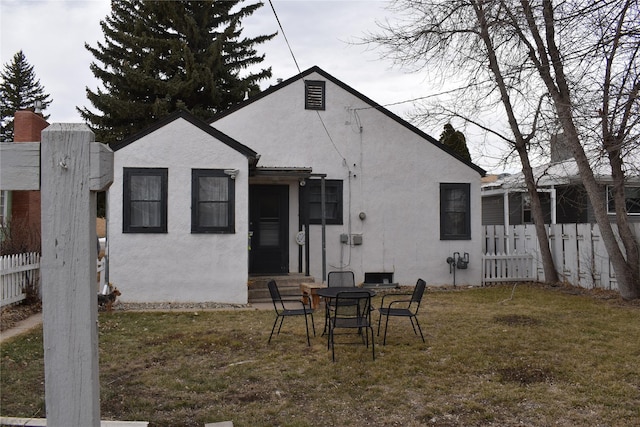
248, 274, 315, 304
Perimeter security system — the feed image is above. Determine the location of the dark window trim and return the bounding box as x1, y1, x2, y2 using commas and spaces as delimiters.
191, 169, 235, 234
123, 168, 168, 233
308, 179, 343, 225
440, 183, 471, 240
305, 80, 325, 110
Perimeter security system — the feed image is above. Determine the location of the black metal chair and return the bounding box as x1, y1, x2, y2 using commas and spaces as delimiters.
327, 270, 355, 287
324, 270, 356, 334
377, 278, 426, 345
267, 280, 315, 346
328, 291, 374, 361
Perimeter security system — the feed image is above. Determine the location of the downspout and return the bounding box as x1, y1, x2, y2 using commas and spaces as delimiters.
320, 176, 326, 283
550, 187, 557, 224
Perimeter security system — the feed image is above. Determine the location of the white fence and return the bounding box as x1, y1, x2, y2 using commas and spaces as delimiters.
482, 223, 640, 290
0, 252, 40, 307
97, 257, 107, 293
1, 254, 106, 307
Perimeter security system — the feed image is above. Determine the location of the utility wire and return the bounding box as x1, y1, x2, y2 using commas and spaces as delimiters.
353, 86, 467, 111
267, 0, 347, 168
268, 0, 301, 74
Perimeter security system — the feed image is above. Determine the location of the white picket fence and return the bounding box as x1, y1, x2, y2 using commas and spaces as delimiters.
1, 254, 106, 307
482, 223, 640, 290
0, 252, 40, 307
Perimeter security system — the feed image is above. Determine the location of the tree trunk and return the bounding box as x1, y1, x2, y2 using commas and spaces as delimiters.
515, 144, 559, 283
556, 111, 639, 299
535, 1, 640, 299
472, 0, 559, 283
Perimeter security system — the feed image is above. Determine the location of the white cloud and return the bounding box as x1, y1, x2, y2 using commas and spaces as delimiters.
1, 0, 510, 172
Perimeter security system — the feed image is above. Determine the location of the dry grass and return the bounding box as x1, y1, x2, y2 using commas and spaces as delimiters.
1, 283, 639, 426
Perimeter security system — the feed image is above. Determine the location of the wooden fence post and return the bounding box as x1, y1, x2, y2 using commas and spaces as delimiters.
40, 124, 112, 427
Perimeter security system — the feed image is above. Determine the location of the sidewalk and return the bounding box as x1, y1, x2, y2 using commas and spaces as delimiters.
0, 312, 43, 343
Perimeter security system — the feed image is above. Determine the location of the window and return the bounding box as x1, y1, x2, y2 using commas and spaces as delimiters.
123, 168, 168, 233
305, 80, 325, 110
192, 169, 235, 233
440, 183, 471, 240
607, 186, 640, 215
522, 193, 532, 223
308, 179, 342, 225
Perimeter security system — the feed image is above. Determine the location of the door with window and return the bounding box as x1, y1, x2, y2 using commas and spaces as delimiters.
249, 185, 289, 274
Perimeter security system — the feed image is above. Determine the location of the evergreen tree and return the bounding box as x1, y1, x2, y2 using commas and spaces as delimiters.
0, 51, 52, 142
80, 0, 275, 144
439, 123, 471, 162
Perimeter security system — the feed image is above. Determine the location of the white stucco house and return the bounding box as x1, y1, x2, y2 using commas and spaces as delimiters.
107, 66, 486, 303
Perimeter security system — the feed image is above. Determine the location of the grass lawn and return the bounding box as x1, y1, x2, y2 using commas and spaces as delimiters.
1, 283, 639, 426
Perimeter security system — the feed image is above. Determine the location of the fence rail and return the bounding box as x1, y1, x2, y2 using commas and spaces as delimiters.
483, 223, 640, 291
1, 254, 106, 307
1, 252, 40, 307
482, 252, 535, 285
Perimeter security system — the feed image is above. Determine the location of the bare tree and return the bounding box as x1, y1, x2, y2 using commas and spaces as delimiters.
366, 0, 560, 283
368, 0, 640, 299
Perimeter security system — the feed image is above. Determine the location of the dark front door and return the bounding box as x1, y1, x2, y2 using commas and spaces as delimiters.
249, 185, 289, 274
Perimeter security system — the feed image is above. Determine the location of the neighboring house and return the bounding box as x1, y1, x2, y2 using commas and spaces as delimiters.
108, 66, 486, 304
482, 159, 640, 227
0, 110, 49, 246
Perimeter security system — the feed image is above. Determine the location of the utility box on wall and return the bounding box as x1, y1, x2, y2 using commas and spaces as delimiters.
352, 234, 363, 245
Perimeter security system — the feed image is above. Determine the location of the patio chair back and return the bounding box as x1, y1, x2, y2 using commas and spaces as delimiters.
327, 270, 355, 287
410, 278, 427, 310
268, 280, 284, 310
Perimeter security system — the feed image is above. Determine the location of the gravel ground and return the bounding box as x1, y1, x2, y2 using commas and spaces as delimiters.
112, 301, 254, 311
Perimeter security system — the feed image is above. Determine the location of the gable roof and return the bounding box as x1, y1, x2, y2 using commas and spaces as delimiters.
211, 65, 486, 176
111, 110, 258, 162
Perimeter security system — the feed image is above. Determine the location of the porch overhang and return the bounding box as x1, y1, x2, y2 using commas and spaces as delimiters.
250, 166, 313, 180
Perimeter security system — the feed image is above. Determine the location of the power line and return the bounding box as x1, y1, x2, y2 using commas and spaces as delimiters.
267, 0, 347, 168
353, 87, 466, 111
268, 0, 301, 74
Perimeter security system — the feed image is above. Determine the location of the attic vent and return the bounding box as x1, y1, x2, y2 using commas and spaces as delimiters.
305, 80, 325, 110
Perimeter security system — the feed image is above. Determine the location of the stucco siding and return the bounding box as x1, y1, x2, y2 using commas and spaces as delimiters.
108, 118, 250, 303
214, 71, 483, 287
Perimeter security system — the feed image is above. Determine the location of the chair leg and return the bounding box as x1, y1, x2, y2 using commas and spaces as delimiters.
377, 312, 383, 336
413, 316, 425, 343
409, 317, 419, 335
303, 312, 311, 347
268, 315, 281, 344
370, 326, 375, 360
276, 315, 285, 335
383, 313, 391, 345
330, 324, 336, 362
310, 313, 316, 337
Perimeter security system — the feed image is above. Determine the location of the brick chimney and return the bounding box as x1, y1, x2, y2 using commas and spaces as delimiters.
13, 110, 49, 142
10, 110, 49, 249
